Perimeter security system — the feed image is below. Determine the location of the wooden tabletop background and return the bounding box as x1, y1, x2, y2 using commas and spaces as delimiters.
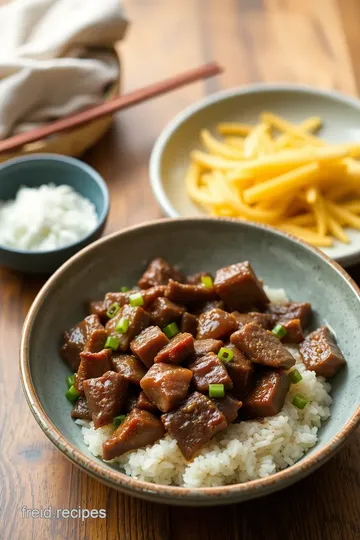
1, 0, 360, 538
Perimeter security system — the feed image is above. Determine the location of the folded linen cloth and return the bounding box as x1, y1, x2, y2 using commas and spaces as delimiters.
0, 0, 128, 138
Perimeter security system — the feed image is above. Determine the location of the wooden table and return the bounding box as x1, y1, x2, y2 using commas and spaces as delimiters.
1, 0, 360, 538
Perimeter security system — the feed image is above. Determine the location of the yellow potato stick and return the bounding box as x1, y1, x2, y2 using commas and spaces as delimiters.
238, 146, 348, 177
312, 196, 328, 236
185, 163, 216, 206
200, 130, 245, 160
306, 187, 318, 204
279, 223, 333, 247
300, 117, 322, 133
243, 163, 320, 204
326, 215, 350, 244
326, 200, 360, 230
216, 122, 253, 136
226, 170, 255, 189
261, 112, 323, 146
223, 137, 245, 149
274, 117, 322, 150
243, 124, 269, 158
335, 143, 360, 158
290, 214, 316, 226
191, 150, 245, 170
257, 131, 274, 156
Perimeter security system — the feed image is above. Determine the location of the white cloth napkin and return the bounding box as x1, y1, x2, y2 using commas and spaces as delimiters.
0, 0, 128, 138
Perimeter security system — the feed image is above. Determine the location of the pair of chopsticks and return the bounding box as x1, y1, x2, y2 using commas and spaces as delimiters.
0, 62, 222, 155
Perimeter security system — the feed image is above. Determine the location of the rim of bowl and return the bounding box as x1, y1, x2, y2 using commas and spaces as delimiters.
19, 217, 360, 503
0, 153, 110, 256
149, 82, 360, 219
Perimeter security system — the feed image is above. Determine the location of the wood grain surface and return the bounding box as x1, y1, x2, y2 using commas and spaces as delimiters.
1, 0, 360, 539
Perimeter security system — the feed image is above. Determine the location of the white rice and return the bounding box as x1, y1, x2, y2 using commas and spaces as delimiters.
0, 184, 97, 251
75, 287, 333, 487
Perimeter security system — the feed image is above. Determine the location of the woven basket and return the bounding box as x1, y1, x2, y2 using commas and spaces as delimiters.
0, 48, 121, 164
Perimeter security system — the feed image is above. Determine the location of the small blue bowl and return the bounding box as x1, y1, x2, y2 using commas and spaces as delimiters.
0, 154, 109, 274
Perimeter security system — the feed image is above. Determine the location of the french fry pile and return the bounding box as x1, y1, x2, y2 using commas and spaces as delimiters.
186, 112, 360, 247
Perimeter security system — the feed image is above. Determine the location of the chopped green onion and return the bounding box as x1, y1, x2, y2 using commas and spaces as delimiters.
129, 292, 144, 307
120, 286, 130, 292
66, 374, 75, 388
292, 394, 308, 410
115, 317, 130, 334
289, 369, 303, 384
105, 336, 120, 350
218, 347, 234, 363
163, 322, 180, 339
201, 275, 213, 288
209, 383, 225, 398
271, 323, 287, 339
65, 385, 80, 403
106, 302, 121, 319
113, 415, 126, 428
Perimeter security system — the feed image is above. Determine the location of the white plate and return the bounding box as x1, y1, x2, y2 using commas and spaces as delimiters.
149, 83, 360, 266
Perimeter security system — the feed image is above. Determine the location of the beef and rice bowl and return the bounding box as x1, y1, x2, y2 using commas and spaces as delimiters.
60, 258, 345, 487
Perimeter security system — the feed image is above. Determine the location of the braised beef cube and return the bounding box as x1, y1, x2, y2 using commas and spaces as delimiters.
149, 297, 184, 328
214, 262, 269, 311
106, 304, 151, 351
243, 369, 290, 418
212, 394, 242, 424
75, 348, 112, 393
197, 308, 237, 340
193, 299, 225, 316
266, 302, 312, 328
154, 332, 195, 365
299, 326, 346, 377
136, 391, 158, 413
187, 271, 214, 285
221, 343, 254, 398
180, 312, 198, 337
84, 328, 108, 353
140, 363, 192, 412
232, 311, 275, 330
142, 286, 167, 307
281, 318, 304, 344
189, 352, 233, 392
103, 409, 165, 460
83, 371, 128, 429
193, 338, 223, 359
138, 257, 185, 289
162, 392, 227, 460
231, 322, 295, 369
130, 326, 169, 368
104, 291, 133, 312
61, 314, 104, 371
165, 279, 219, 305
112, 353, 147, 385
71, 395, 92, 421
88, 300, 107, 320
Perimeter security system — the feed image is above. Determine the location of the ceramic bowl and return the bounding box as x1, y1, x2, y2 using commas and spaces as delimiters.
20, 218, 360, 505
0, 154, 109, 274
149, 83, 360, 266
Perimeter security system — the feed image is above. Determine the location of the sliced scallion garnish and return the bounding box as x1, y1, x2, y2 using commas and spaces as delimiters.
106, 302, 121, 319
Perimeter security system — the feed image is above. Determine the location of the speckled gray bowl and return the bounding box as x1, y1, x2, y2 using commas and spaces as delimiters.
20, 218, 360, 505
0, 154, 109, 274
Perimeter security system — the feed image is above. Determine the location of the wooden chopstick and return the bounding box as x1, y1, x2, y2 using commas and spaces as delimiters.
0, 62, 223, 155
